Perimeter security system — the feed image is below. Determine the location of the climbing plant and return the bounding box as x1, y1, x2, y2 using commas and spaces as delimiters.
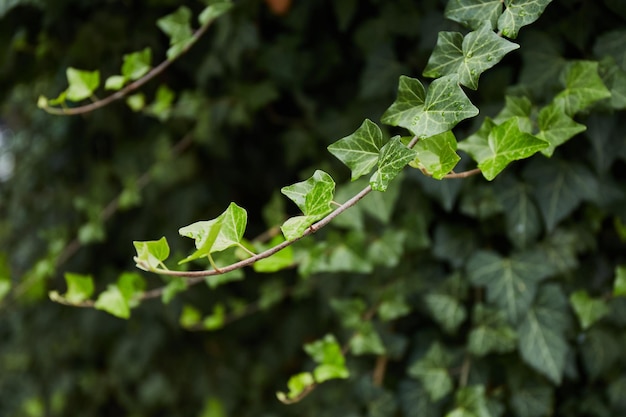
2, 0, 626, 415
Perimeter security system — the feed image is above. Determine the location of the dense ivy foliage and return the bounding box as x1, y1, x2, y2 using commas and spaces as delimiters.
1, 0, 626, 416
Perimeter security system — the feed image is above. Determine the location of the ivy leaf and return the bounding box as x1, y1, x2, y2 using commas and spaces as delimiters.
370, 136, 417, 191
569, 290, 609, 330
467, 250, 556, 324
304, 334, 350, 382
508, 369, 554, 417
157, 6, 194, 59
105, 75, 126, 91
198, 1, 233, 26
0, 254, 10, 303
65, 67, 100, 101
423, 22, 519, 90
537, 103, 587, 157
281, 170, 335, 239
446, 386, 491, 417
518, 284, 571, 384
458, 117, 548, 181
523, 159, 598, 231
253, 236, 293, 273
350, 322, 386, 355
161, 278, 186, 304
408, 342, 454, 402
178, 203, 247, 264
554, 61, 611, 116
493, 95, 532, 124
276, 372, 315, 403
424, 293, 467, 334
95, 285, 130, 319
614, 266, 626, 297
378, 293, 411, 322
382, 74, 479, 138
133, 236, 170, 270
49, 272, 94, 304
497, 0, 554, 39
327, 119, 385, 180
444, 0, 503, 31
468, 304, 517, 356
412, 131, 460, 179
121, 47, 152, 81
494, 176, 542, 249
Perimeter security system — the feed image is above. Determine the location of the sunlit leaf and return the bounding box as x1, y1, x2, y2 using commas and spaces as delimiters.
498, 0, 553, 39
467, 249, 556, 323
423, 22, 519, 89
382, 74, 479, 138
327, 119, 385, 180
569, 290, 609, 330
62, 272, 94, 303
458, 117, 548, 181
65, 67, 100, 101
370, 136, 417, 191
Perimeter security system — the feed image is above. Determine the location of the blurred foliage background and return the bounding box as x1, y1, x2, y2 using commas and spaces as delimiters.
1, 0, 626, 416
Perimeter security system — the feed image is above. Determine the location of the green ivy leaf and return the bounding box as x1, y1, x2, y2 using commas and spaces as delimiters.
281, 170, 335, 239
537, 103, 587, 156
350, 322, 386, 355
523, 159, 598, 231
614, 266, 626, 297
179, 304, 202, 328
508, 369, 554, 417
0, 254, 10, 303
411, 131, 460, 179
276, 372, 315, 403
64, 272, 94, 303
378, 293, 411, 322
157, 6, 194, 60
121, 47, 152, 81
198, 1, 233, 26
446, 386, 491, 417
133, 236, 170, 270
65, 67, 100, 101
518, 284, 571, 384
253, 236, 293, 273
327, 119, 385, 180
468, 304, 517, 356
554, 61, 611, 116
493, 95, 532, 125
116, 272, 145, 308
104, 75, 126, 91
444, 0, 503, 31
95, 285, 130, 319
458, 117, 548, 181
178, 202, 247, 264
494, 176, 542, 249
203, 304, 225, 330
497, 0, 553, 39
467, 250, 556, 324
408, 342, 454, 402
570, 290, 609, 330
424, 293, 467, 334
161, 278, 186, 304
381, 74, 479, 138
147, 84, 175, 120
304, 334, 350, 382
370, 136, 417, 191
423, 22, 519, 90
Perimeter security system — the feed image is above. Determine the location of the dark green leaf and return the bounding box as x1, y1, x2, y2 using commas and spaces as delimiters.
382, 74, 479, 138
497, 0, 553, 39
468, 304, 517, 356
378, 293, 411, 322
408, 342, 453, 401
444, 0, 503, 30
121, 48, 152, 81
424, 293, 467, 334
350, 322, 386, 355
458, 117, 548, 181
327, 119, 385, 180
423, 22, 519, 90
570, 290, 609, 330
554, 61, 611, 115
537, 103, 586, 156
580, 327, 621, 380
370, 136, 417, 191
494, 176, 542, 248
446, 386, 491, 417
467, 250, 556, 323
508, 369, 554, 417
412, 131, 460, 179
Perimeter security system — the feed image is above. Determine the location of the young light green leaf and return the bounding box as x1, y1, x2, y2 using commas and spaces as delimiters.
570, 290, 609, 330
133, 236, 170, 270
408, 342, 454, 402
446, 386, 491, 417
147, 84, 175, 120
253, 236, 293, 273
412, 130, 460, 179
161, 278, 186, 304
203, 303, 225, 330
126, 93, 145, 111
423, 22, 519, 90
65, 67, 100, 101
518, 284, 571, 384
554, 61, 611, 115
424, 293, 467, 334
62, 272, 94, 304
281, 215, 321, 241
116, 272, 145, 308
0, 254, 10, 303
537, 103, 587, 156
370, 136, 417, 191
327, 119, 385, 180
95, 284, 130, 319
199, 1, 233, 26
304, 334, 350, 382
157, 6, 194, 59
458, 117, 548, 181
178, 202, 247, 264
444, 0, 503, 31
105, 75, 126, 91
467, 250, 556, 324
497, 0, 553, 39
614, 266, 626, 297
121, 47, 152, 81
468, 304, 517, 356
276, 372, 315, 403
179, 304, 202, 328
382, 74, 479, 138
